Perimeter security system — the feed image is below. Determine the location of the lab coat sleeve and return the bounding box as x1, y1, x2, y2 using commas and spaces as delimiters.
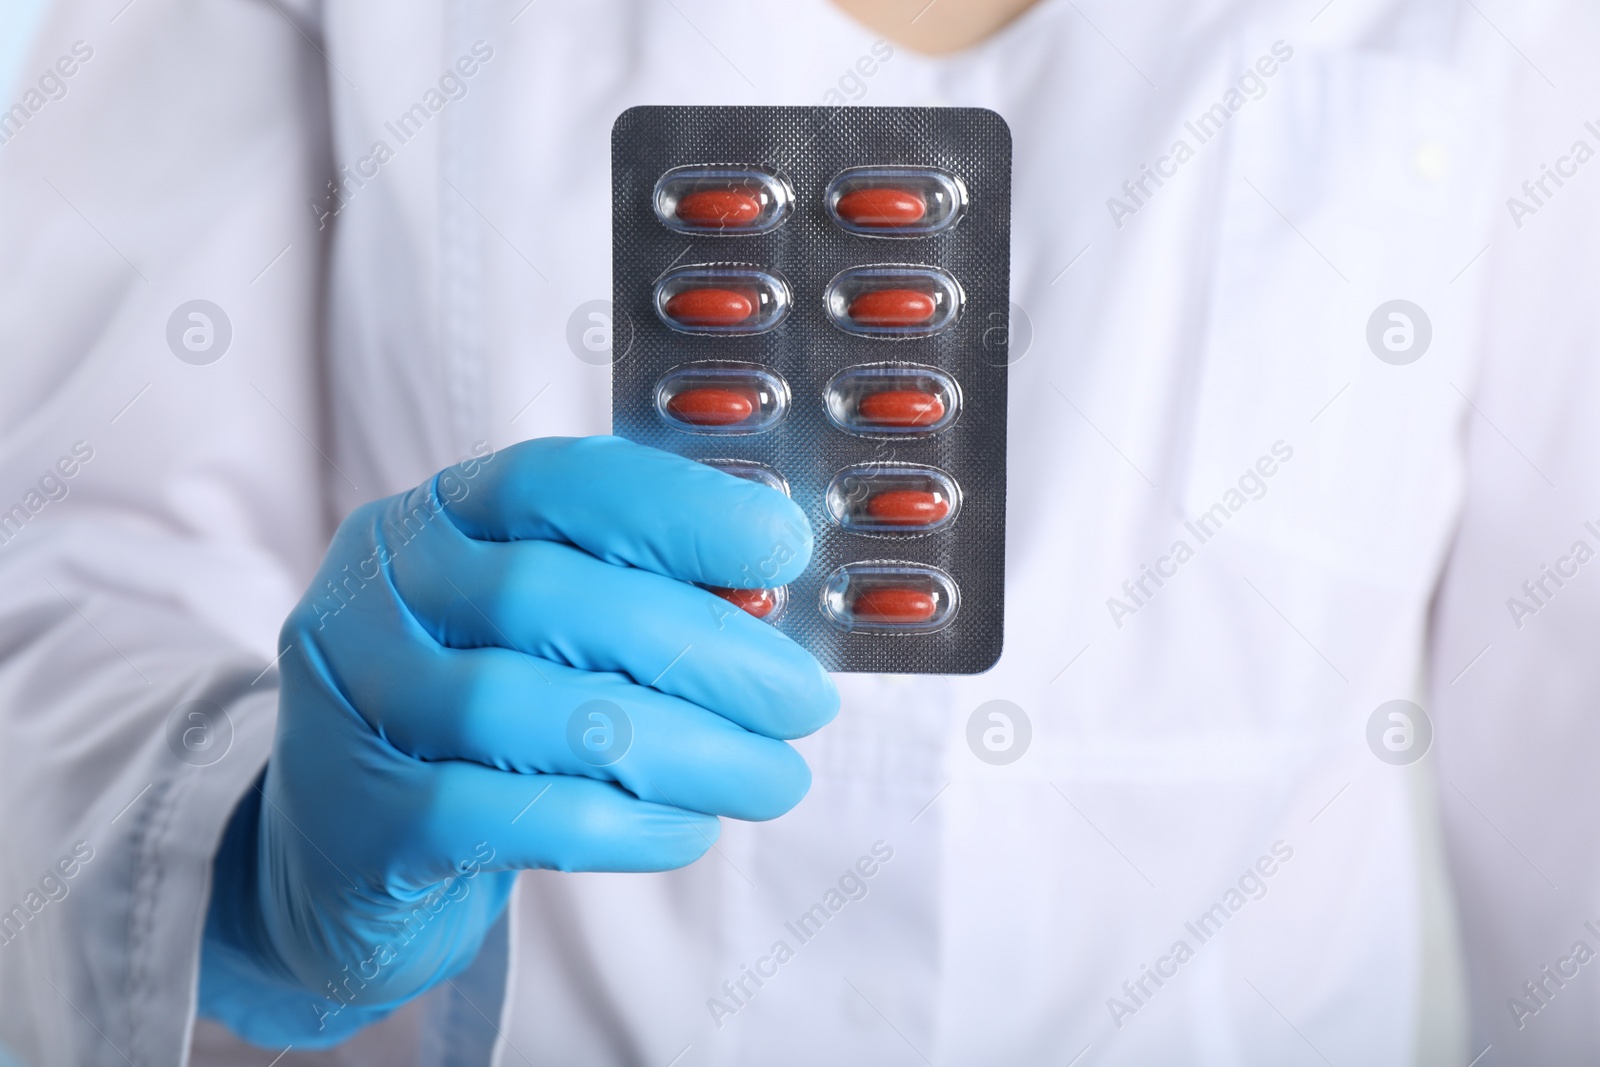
0, 1, 330, 1063
1429, 6, 1600, 1055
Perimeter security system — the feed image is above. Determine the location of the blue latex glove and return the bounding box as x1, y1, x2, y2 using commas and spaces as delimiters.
200, 437, 837, 1046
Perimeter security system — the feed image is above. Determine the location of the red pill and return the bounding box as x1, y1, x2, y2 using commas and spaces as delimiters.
712, 586, 778, 619
847, 289, 936, 328
851, 587, 938, 624
666, 387, 757, 426
857, 390, 945, 427
665, 288, 755, 327
675, 189, 764, 228
835, 187, 927, 228
866, 490, 949, 527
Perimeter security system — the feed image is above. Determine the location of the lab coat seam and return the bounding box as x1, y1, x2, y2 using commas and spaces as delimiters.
438, 21, 493, 465
120, 775, 169, 1063
131, 683, 277, 1065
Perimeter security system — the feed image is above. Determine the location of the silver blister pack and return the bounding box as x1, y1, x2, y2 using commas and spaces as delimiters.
612, 105, 1010, 674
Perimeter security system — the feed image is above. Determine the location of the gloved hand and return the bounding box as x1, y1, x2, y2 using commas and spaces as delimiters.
199, 436, 837, 1046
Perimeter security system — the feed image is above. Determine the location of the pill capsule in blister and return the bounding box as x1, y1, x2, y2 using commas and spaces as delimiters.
825, 365, 961, 437
657, 362, 790, 435
825, 265, 962, 338
847, 289, 937, 328
675, 189, 764, 228
664, 288, 755, 328
711, 586, 783, 620
826, 464, 961, 534
666, 387, 756, 426
820, 562, 959, 634
655, 265, 791, 335
825, 167, 968, 237
858, 389, 945, 428
654, 166, 793, 235
867, 490, 949, 526
851, 587, 938, 624
835, 188, 926, 228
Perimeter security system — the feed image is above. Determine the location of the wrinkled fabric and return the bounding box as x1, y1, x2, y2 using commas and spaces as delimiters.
2, 0, 1597, 1064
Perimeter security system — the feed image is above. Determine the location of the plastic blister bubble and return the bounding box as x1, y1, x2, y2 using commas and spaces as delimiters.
819, 562, 960, 634
654, 264, 791, 335
825, 166, 967, 237
824, 363, 962, 438
825, 464, 961, 535
655, 165, 794, 236
701, 457, 791, 495
708, 584, 789, 623
655, 363, 789, 434
824, 264, 964, 339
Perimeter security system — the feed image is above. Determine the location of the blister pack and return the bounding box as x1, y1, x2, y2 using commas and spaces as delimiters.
611, 105, 1010, 674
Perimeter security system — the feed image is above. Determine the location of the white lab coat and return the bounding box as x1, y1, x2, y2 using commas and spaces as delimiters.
2, 0, 1597, 1063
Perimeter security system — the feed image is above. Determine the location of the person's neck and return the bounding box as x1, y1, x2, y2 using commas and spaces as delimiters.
830, 0, 1044, 55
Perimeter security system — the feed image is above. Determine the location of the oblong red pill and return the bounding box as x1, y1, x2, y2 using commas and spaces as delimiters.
846, 289, 936, 327
666, 388, 756, 426
857, 390, 945, 427
675, 189, 764, 228
664, 288, 755, 327
851, 587, 938, 624
712, 587, 777, 619
835, 187, 927, 227
865, 490, 949, 527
